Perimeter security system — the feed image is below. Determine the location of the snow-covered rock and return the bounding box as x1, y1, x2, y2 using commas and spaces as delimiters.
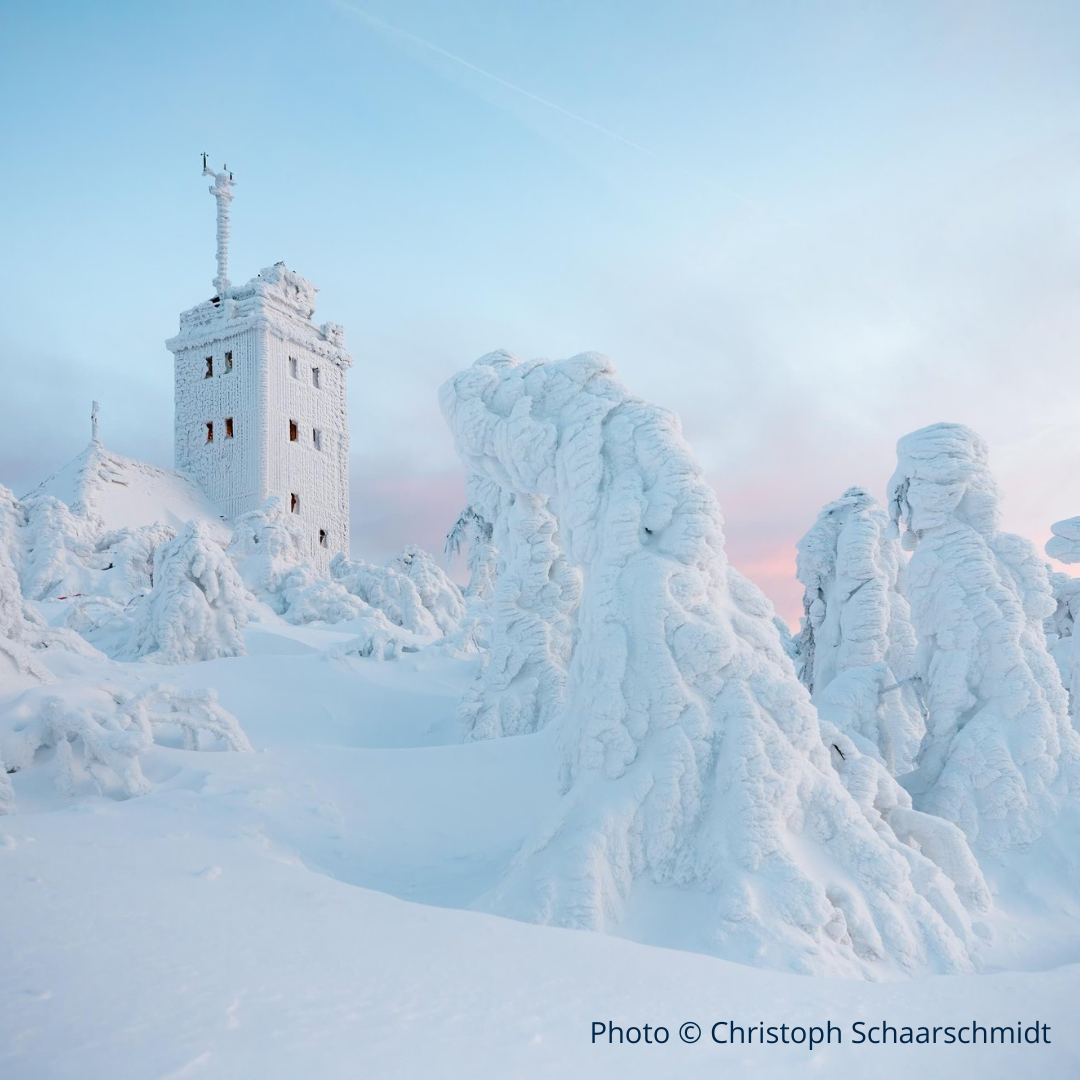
794, 487, 924, 774
441, 351, 986, 977
887, 423, 1080, 853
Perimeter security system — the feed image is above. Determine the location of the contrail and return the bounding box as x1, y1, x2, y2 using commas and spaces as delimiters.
331, 0, 658, 160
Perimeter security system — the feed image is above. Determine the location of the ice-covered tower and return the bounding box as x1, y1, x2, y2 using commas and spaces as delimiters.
165, 158, 352, 570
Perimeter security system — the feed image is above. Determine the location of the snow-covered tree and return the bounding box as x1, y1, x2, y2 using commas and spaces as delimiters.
887, 423, 1080, 853
0, 487, 53, 685
127, 521, 249, 663
456, 492, 580, 739
388, 545, 466, 634
229, 498, 463, 634
441, 352, 987, 977
17, 494, 97, 601
0, 683, 251, 809
1045, 519, 1080, 722
794, 487, 924, 774
228, 497, 368, 624
446, 506, 497, 602
331, 550, 464, 637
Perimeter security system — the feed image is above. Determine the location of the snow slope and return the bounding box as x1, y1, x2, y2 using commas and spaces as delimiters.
3, 617, 1080, 1079
24, 439, 226, 536
5, 382, 1080, 1076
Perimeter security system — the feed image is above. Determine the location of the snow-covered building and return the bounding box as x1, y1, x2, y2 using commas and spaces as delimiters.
165, 160, 352, 569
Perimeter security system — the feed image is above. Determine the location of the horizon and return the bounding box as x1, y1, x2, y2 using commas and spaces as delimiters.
3, 0, 1079, 622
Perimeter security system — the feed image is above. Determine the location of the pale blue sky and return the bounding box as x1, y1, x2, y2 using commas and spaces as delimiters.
2, 0, 1079, 616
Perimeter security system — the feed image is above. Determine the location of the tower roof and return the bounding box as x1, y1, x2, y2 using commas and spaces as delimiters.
166, 262, 351, 369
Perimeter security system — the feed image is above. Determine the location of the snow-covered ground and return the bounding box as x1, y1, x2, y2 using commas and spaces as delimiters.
6, 357, 1080, 1077
2, 617, 1079, 1078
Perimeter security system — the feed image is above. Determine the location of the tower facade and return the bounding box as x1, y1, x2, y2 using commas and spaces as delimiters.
165, 162, 352, 570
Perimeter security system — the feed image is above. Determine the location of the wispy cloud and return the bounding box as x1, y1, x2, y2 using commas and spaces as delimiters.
331, 1, 660, 159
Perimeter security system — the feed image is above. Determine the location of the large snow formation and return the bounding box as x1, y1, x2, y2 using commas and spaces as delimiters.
441, 351, 986, 977
887, 423, 1080, 853
795, 487, 924, 774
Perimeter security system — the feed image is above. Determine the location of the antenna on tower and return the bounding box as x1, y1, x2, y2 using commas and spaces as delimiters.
201, 154, 236, 297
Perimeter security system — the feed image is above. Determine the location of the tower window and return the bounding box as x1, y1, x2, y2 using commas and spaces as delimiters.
289, 420, 298, 442
289, 356, 298, 379
312, 367, 321, 388
290, 493, 299, 514
313, 428, 322, 450
224, 351, 233, 373
204, 356, 213, 378
205, 421, 213, 443
319, 528, 328, 548
225, 417, 234, 438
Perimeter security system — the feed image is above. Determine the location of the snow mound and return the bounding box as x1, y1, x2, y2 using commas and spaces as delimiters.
887, 423, 1080, 853
795, 487, 924, 774
441, 351, 986, 978
24, 439, 226, 537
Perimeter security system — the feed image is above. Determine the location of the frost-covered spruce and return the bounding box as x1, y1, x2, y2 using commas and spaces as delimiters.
228, 497, 367, 624
795, 487, 923, 774
888, 423, 1080, 853
446, 506, 497, 602
17, 494, 97, 601
0, 683, 251, 809
441, 352, 986, 977
1046, 572, 1080, 719
127, 521, 249, 663
331, 549, 464, 637
0, 486, 52, 684
1045, 518, 1080, 719
388, 545, 466, 634
457, 491, 579, 739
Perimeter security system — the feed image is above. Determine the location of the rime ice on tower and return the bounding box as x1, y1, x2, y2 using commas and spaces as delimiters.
165, 158, 352, 570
